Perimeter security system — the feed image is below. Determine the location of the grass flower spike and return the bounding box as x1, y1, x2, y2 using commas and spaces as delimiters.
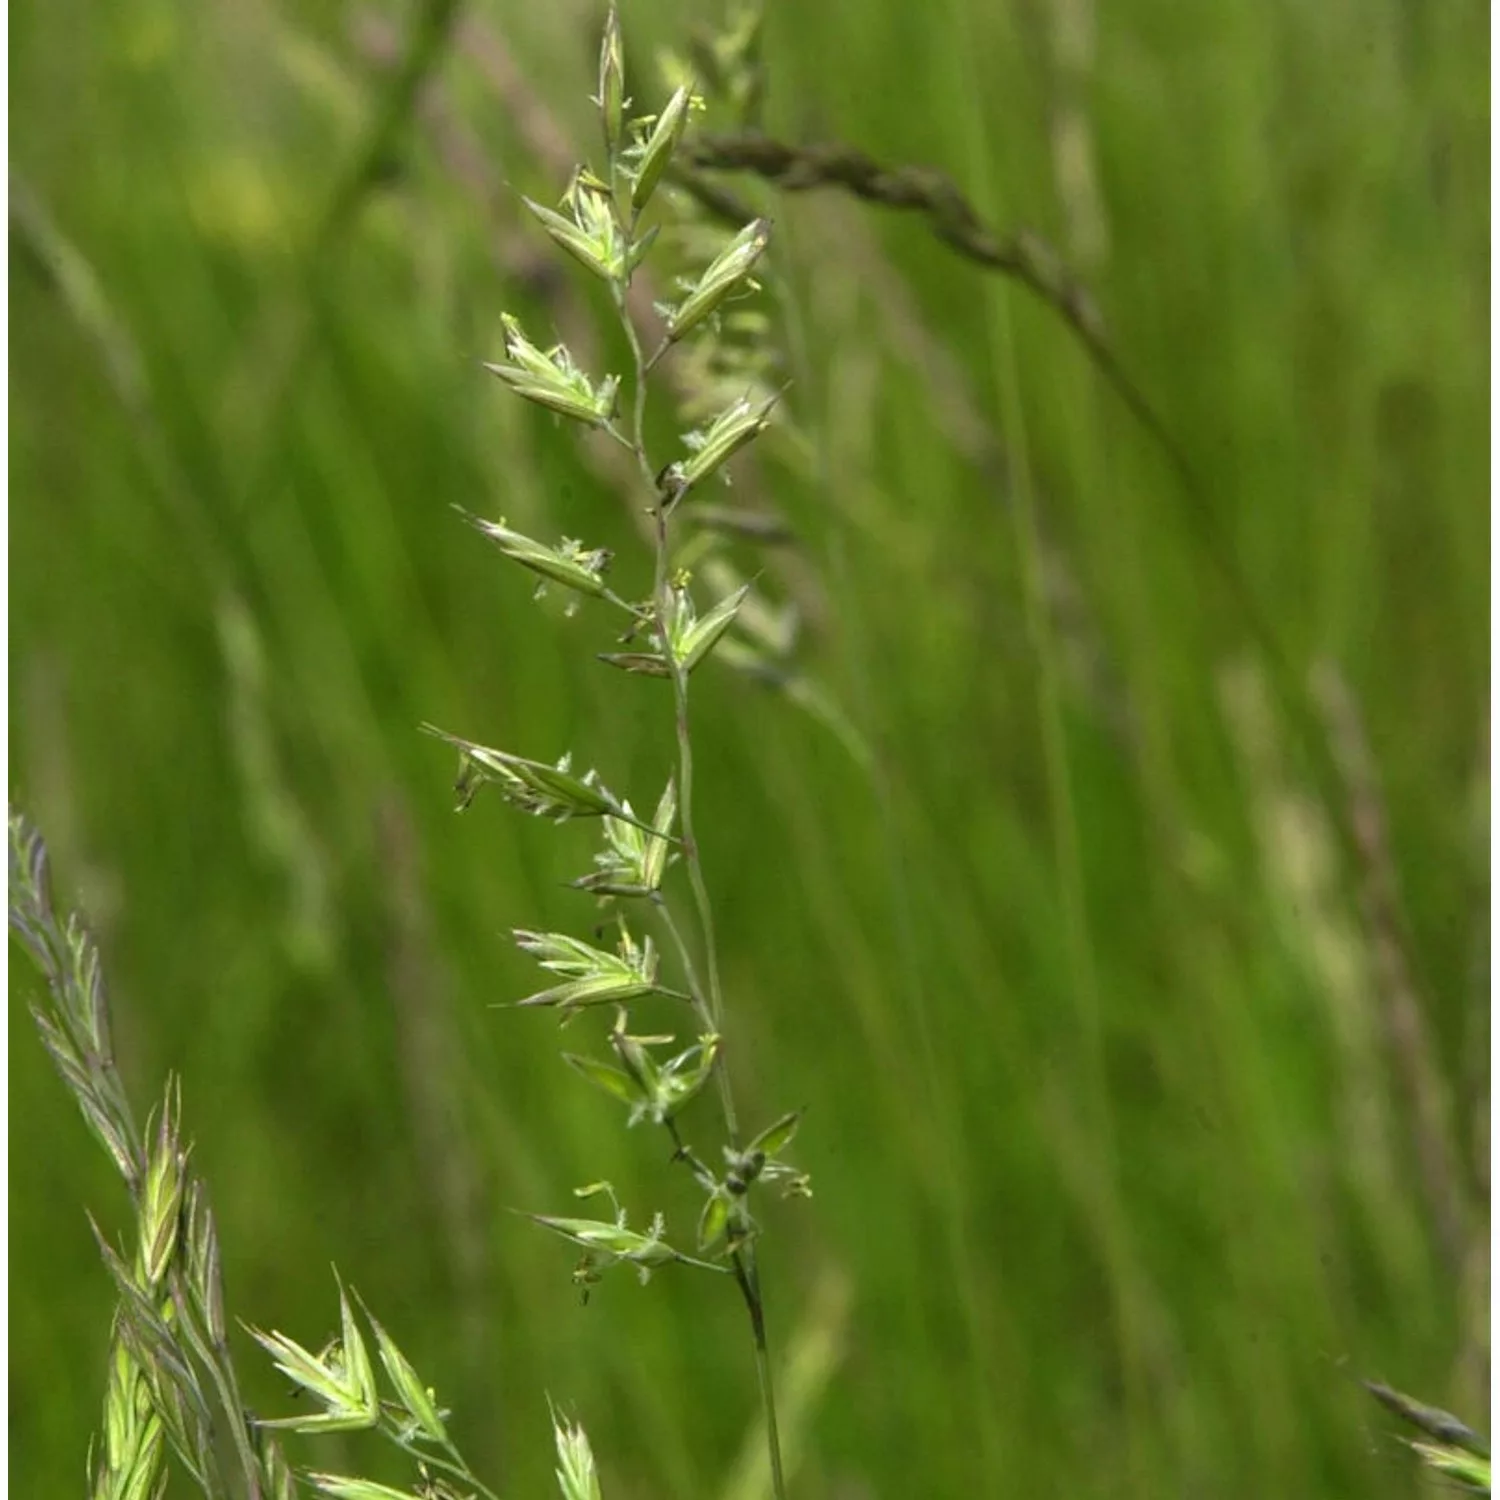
424, 9, 800, 1494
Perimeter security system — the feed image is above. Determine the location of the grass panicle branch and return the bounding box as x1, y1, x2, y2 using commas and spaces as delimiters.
678, 133, 1107, 333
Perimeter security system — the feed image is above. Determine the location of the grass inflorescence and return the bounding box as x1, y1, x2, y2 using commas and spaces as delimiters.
422, 11, 810, 1492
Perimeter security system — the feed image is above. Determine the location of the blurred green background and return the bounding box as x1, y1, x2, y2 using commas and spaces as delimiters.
10, 0, 1488, 1496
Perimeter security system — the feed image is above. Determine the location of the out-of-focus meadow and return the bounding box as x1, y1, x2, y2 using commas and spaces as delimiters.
10, 0, 1488, 1495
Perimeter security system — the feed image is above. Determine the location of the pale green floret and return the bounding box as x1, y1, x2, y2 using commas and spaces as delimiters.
670, 391, 780, 494
522, 173, 631, 283
137, 1101, 185, 1288
629, 84, 696, 214
464, 512, 613, 599
306, 1477, 426, 1500
485, 314, 619, 427
527, 1187, 729, 1285
421, 728, 622, 821
670, 580, 752, 672
595, 8, 626, 156
250, 1285, 380, 1434
512, 927, 663, 1015
666, 218, 772, 342
566, 1010, 721, 1128
364, 1310, 448, 1445
552, 1410, 604, 1500
574, 781, 679, 898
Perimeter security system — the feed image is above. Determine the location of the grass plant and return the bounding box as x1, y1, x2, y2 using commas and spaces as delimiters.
421, 15, 811, 1491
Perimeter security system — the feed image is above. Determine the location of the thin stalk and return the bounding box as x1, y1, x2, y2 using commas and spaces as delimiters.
613, 267, 788, 1500
662, 1113, 787, 1500
734, 1250, 787, 1500
660, 659, 790, 1497
667, 628, 728, 1050
389, 1435, 504, 1500
653, 896, 712, 1025
613, 288, 743, 1146
662, 1114, 715, 1186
